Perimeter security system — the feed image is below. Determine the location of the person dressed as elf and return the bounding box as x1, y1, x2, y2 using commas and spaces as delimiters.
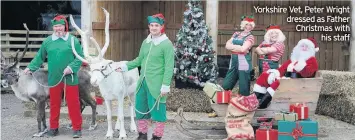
222, 15, 256, 96
255, 24, 286, 74
23, 15, 84, 138
115, 13, 174, 140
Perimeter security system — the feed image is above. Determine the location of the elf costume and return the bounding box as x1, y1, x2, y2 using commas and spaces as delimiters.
257, 24, 285, 73
27, 15, 84, 138
278, 37, 319, 78
118, 13, 174, 140
221, 15, 255, 96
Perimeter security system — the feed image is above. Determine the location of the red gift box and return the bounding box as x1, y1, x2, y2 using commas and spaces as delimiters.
256, 129, 278, 140
290, 103, 309, 120
216, 90, 231, 104
289, 103, 302, 112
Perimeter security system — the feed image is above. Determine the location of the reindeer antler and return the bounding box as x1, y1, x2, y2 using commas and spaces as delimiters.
100, 7, 110, 56
69, 14, 102, 64
10, 23, 30, 68
89, 7, 110, 58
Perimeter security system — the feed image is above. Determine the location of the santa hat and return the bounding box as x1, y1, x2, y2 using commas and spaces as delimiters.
298, 37, 319, 52
51, 15, 69, 32
147, 13, 165, 33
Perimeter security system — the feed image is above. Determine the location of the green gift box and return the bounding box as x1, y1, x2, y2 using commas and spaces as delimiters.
275, 111, 298, 122
278, 120, 318, 140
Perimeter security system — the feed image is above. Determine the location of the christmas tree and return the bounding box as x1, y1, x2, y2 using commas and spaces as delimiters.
173, 0, 218, 88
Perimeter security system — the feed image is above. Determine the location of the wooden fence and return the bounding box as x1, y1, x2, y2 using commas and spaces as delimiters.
1, 30, 80, 67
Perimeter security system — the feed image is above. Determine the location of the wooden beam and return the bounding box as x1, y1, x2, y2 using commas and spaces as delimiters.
350, 0, 355, 71
92, 22, 143, 30
206, 0, 219, 65
92, 22, 296, 32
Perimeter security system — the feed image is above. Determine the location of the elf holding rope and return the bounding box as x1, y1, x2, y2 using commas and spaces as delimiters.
23, 15, 84, 138
116, 13, 174, 140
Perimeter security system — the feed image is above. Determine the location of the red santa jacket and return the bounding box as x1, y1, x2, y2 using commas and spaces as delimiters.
278, 57, 318, 78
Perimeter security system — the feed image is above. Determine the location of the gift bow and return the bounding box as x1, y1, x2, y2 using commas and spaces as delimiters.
260, 121, 273, 129
278, 122, 317, 140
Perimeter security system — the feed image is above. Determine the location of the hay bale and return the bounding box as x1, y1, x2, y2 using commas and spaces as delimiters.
315, 70, 355, 124
318, 70, 355, 96
166, 81, 214, 113
316, 95, 355, 124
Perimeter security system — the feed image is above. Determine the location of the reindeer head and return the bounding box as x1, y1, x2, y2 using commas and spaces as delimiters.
2, 23, 30, 87
69, 8, 113, 87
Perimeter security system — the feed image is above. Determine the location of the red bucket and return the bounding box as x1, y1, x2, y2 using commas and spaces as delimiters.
95, 96, 104, 105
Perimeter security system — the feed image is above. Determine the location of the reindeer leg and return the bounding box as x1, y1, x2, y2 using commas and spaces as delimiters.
82, 93, 98, 130
105, 99, 114, 139
129, 93, 137, 133
117, 95, 127, 139
33, 100, 48, 137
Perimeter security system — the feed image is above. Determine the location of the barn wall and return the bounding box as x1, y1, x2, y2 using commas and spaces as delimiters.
92, 1, 350, 71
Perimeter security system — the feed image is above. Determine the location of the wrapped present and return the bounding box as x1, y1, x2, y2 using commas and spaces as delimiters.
256, 129, 278, 140
289, 103, 302, 112
216, 90, 231, 104
293, 104, 309, 120
278, 120, 318, 140
203, 82, 223, 103
256, 121, 278, 140
275, 111, 298, 122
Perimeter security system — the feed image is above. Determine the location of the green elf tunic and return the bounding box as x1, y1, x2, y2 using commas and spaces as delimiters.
27, 33, 84, 86
121, 34, 174, 122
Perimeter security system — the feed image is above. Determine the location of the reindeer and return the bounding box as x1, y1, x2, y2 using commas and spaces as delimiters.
1, 23, 98, 137
69, 8, 140, 139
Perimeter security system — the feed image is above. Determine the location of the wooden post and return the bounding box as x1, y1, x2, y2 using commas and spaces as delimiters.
206, 0, 219, 65
350, 0, 355, 71
81, 0, 96, 55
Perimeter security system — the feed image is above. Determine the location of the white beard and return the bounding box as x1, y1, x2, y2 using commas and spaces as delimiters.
290, 44, 316, 62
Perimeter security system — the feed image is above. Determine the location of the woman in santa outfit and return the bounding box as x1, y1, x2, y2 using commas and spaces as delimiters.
222, 15, 256, 96
255, 24, 286, 74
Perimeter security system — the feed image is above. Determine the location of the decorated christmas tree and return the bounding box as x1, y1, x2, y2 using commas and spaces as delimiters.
173, 0, 218, 88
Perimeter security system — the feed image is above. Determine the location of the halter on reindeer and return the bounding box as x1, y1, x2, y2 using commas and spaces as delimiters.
1, 23, 98, 138
69, 8, 140, 139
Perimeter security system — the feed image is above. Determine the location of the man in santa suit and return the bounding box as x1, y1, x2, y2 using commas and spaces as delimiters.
278, 37, 319, 78
253, 37, 319, 109
252, 69, 280, 109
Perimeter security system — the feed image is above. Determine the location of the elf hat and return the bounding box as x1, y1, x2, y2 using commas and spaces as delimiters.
51, 15, 69, 32
147, 13, 165, 33
241, 15, 254, 22
266, 24, 281, 31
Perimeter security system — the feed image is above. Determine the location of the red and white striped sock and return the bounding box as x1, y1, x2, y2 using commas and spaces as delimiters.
137, 119, 149, 134
153, 122, 165, 137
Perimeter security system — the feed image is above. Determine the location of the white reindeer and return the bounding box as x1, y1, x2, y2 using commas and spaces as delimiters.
69, 8, 139, 139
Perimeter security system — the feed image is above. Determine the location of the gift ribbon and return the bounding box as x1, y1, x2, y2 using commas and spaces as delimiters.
222, 91, 225, 103
278, 122, 317, 140
266, 130, 269, 140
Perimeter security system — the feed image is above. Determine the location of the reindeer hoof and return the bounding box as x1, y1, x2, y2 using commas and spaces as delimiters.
32, 129, 48, 137
66, 124, 73, 129
118, 134, 127, 139
105, 131, 114, 139
105, 135, 113, 139
88, 123, 98, 130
